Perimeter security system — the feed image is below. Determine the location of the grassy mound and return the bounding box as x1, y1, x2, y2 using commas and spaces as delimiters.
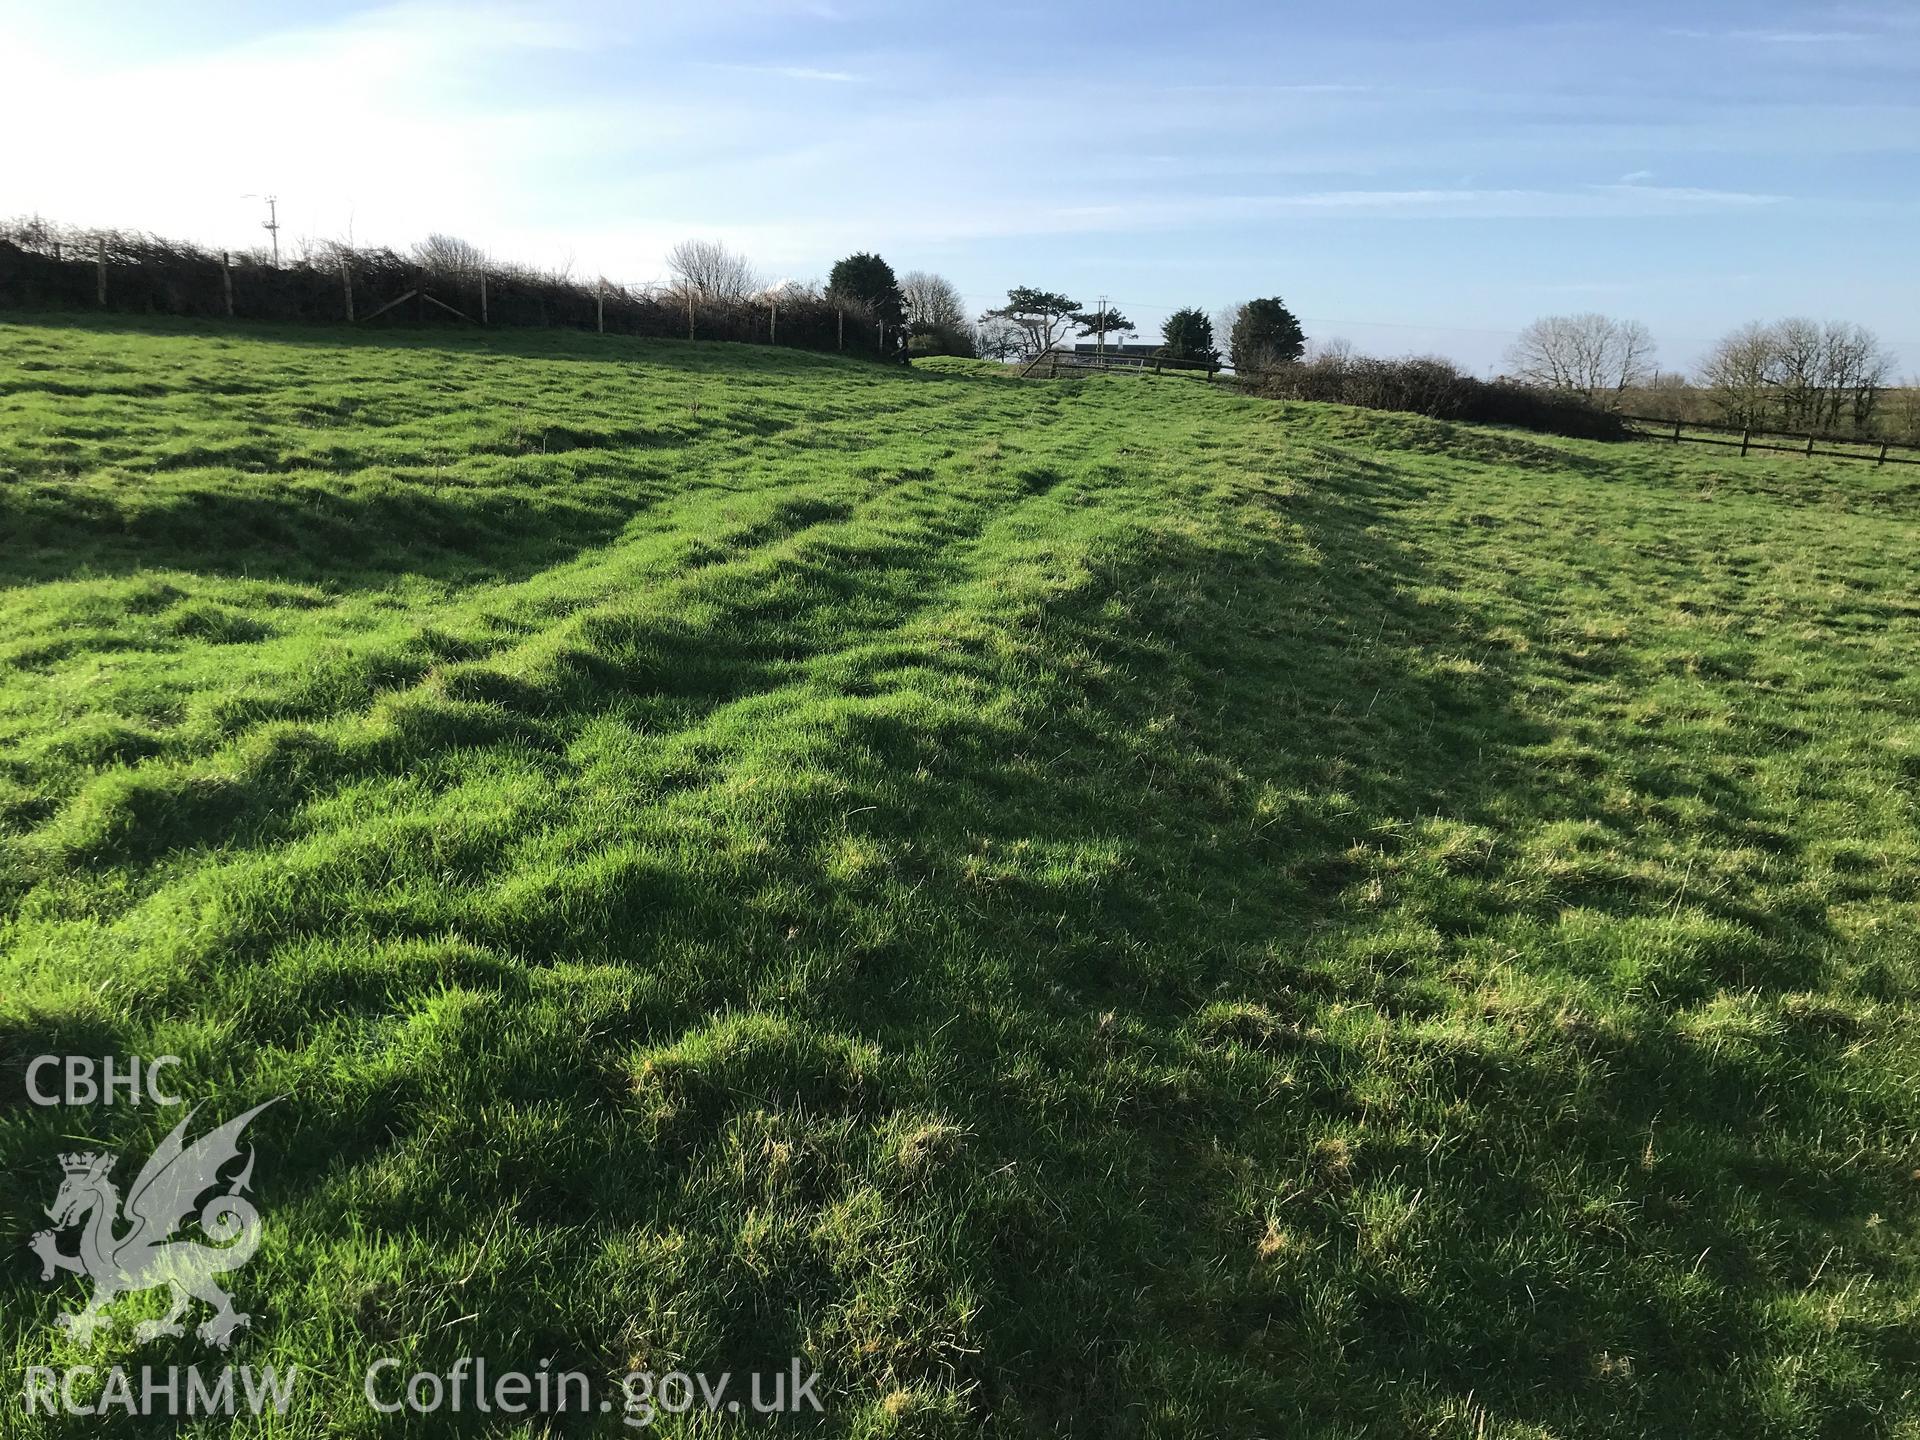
2, 318, 1918, 1437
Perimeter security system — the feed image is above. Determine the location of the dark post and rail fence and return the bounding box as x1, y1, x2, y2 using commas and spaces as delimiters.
1019, 346, 1219, 380
1622, 414, 1918, 467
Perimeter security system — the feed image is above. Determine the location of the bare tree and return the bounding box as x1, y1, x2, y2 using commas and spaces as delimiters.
973, 315, 1023, 362
1214, 303, 1245, 350
1634, 368, 1698, 423
665, 238, 760, 302
1698, 321, 1777, 429
897, 270, 976, 355
900, 271, 967, 332
758, 277, 813, 301
414, 234, 490, 277
1766, 317, 1827, 430
1887, 379, 1920, 445
1818, 321, 1894, 432
1699, 319, 1895, 434
1506, 314, 1655, 405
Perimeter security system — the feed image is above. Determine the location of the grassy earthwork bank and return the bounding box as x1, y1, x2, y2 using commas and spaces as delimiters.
1, 315, 1917, 1436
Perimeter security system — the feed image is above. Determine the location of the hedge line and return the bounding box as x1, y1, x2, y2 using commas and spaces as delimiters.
0, 220, 897, 361
1250, 354, 1630, 440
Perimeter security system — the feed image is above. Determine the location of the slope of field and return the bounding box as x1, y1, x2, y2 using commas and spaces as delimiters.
2, 318, 1918, 1438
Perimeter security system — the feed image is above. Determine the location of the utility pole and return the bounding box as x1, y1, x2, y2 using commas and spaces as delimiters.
244, 194, 281, 267
1097, 294, 1107, 360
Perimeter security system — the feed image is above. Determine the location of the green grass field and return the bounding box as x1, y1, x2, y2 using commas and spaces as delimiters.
3, 316, 1918, 1438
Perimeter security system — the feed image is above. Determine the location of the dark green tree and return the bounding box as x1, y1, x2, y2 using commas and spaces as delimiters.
1229, 297, 1307, 374
1159, 307, 1219, 365
1071, 305, 1134, 349
828, 252, 909, 360
980, 287, 1081, 360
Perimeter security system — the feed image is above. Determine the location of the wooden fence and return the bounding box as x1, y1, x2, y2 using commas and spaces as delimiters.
1019, 347, 1217, 379
1624, 414, 1919, 467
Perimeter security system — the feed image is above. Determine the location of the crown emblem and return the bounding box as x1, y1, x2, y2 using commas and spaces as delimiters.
58, 1152, 106, 1176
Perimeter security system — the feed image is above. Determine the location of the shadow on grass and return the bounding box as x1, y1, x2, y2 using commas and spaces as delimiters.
687, 459, 1893, 1433
0, 423, 1901, 1436
0, 478, 650, 588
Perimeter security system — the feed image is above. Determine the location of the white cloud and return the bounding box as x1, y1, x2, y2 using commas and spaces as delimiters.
709, 63, 865, 82
1730, 29, 1870, 44
1238, 185, 1786, 217
1663, 24, 1872, 45
1581, 183, 1783, 207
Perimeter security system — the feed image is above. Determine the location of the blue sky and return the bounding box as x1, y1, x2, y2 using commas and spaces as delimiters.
3, 0, 1916, 372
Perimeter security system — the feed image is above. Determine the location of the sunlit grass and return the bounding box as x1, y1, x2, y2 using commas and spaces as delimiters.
2, 316, 1917, 1437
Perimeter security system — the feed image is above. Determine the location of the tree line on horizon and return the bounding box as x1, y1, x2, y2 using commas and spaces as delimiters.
5, 215, 1910, 442
1499, 311, 1905, 439
959, 288, 1308, 376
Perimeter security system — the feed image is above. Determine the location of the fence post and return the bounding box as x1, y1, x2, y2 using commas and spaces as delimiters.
597, 279, 605, 334
1878, 442, 1889, 467
1672, 419, 1682, 444
770, 298, 777, 345
480, 274, 488, 325
52, 240, 61, 263
221, 252, 234, 318
1740, 428, 1750, 456
879, 319, 885, 354
95, 234, 107, 306
837, 308, 843, 349
1805, 431, 1815, 458
687, 289, 694, 341
340, 256, 354, 322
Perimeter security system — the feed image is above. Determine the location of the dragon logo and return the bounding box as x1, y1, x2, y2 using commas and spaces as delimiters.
28, 1100, 277, 1349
